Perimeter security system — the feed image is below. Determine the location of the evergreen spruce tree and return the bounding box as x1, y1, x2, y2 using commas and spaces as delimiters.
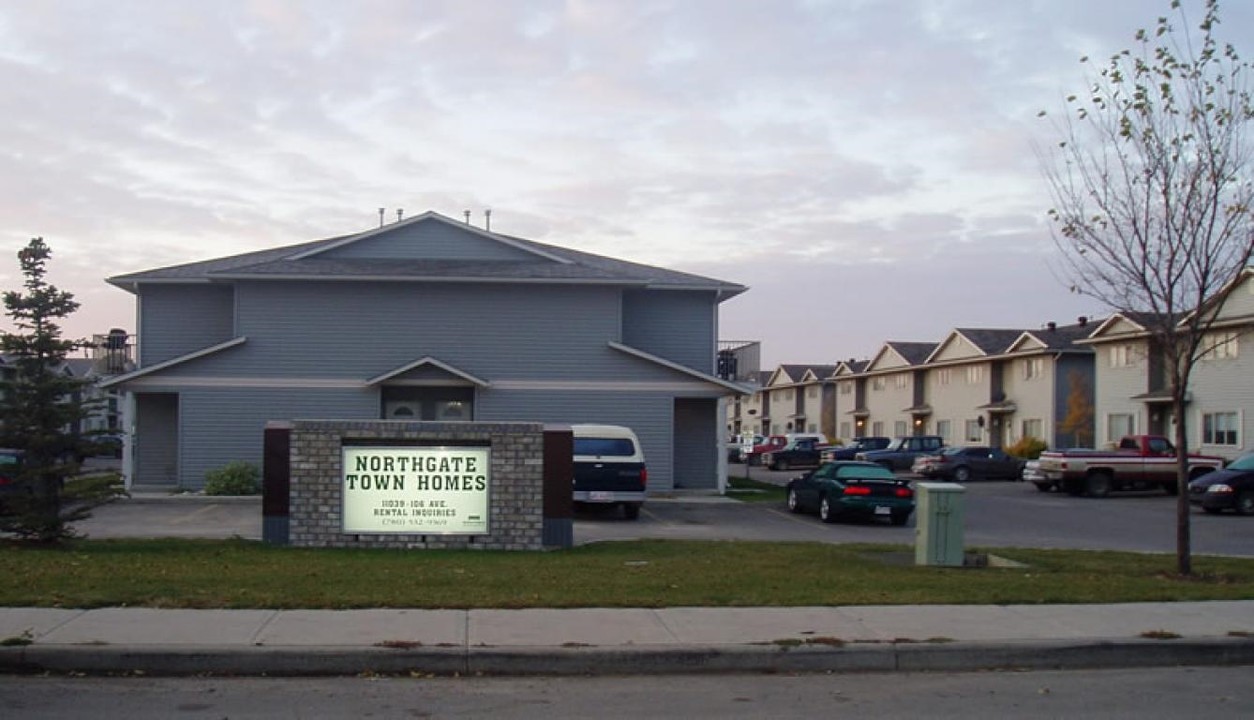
1, 237, 117, 542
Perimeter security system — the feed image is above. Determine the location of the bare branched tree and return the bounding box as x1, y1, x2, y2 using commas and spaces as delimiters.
1039, 0, 1254, 575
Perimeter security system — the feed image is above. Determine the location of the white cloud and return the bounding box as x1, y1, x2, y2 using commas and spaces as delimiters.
0, 0, 1246, 365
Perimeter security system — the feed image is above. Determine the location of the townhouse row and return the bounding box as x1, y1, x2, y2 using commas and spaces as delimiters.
726, 269, 1254, 461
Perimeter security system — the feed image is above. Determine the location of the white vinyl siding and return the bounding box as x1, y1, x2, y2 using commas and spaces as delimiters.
1106, 413, 1136, 443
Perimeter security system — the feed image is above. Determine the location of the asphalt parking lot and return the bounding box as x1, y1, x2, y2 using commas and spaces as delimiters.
66, 464, 1254, 557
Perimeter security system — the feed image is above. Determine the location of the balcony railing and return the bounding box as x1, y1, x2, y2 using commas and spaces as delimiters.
90, 331, 136, 376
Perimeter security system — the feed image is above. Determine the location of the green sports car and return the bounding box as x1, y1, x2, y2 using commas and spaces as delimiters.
786, 461, 915, 526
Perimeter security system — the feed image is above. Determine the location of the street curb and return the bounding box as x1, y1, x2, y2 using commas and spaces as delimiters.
3, 638, 1252, 677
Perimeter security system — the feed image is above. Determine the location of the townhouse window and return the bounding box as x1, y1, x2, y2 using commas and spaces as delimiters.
807, 422, 818, 432
1022, 357, 1043, 380
965, 419, 981, 441
966, 365, 983, 385
1106, 413, 1136, 442
1202, 411, 1239, 446
782, 389, 793, 402
1109, 344, 1136, 368
839, 421, 851, 439
807, 386, 818, 399
871, 377, 886, 391
1199, 331, 1239, 361
1021, 418, 1043, 440
894, 420, 908, 437
895, 374, 909, 390
839, 381, 853, 395
937, 368, 951, 386
871, 421, 884, 436
936, 419, 951, 443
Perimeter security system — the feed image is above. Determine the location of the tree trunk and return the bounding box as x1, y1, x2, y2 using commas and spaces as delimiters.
1173, 393, 1192, 576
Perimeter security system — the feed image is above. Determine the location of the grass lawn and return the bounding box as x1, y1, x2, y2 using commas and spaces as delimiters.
2, 538, 1253, 609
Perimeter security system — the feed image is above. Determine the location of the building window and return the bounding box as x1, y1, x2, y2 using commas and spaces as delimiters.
1106, 413, 1136, 443
965, 419, 981, 442
966, 365, 983, 385
894, 420, 908, 437
871, 377, 886, 391
894, 374, 908, 390
1109, 344, 1136, 368
1202, 411, 1239, 446
807, 386, 818, 399
936, 419, 951, 443
840, 381, 853, 395
839, 421, 851, 439
871, 421, 884, 436
782, 389, 793, 401
937, 368, 951, 386
1199, 332, 1239, 361
1022, 357, 1043, 380
1021, 418, 1043, 439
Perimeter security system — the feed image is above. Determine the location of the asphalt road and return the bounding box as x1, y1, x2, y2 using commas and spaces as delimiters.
1, 666, 1249, 719
68, 464, 1254, 557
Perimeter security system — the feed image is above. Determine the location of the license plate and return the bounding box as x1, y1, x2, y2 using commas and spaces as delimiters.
589, 491, 613, 502
873, 506, 890, 515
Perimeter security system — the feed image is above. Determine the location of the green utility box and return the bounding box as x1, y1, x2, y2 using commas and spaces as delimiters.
915, 482, 966, 566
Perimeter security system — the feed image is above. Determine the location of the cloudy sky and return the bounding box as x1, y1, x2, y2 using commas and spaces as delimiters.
2, 0, 1248, 369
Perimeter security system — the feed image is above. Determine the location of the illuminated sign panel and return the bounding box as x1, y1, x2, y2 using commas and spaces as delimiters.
342, 445, 490, 535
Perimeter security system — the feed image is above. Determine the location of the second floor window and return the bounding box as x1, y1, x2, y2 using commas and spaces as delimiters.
807, 386, 818, 399
966, 365, 983, 385
872, 377, 886, 391
1022, 357, 1043, 380
937, 368, 952, 386
1109, 344, 1136, 368
895, 374, 909, 390
1199, 332, 1239, 361
840, 381, 853, 395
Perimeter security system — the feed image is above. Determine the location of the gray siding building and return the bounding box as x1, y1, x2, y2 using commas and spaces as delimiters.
103, 211, 747, 491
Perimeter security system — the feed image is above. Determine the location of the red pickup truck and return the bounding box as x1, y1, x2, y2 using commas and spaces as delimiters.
1035, 435, 1224, 497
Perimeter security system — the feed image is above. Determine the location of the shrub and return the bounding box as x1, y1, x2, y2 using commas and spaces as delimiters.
1006, 436, 1048, 460
204, 461, 261, 496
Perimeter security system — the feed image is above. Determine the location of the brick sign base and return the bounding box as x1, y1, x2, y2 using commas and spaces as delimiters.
265, 420, 568, 551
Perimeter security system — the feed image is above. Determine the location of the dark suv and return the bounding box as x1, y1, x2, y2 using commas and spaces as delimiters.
855, 436, 945, 471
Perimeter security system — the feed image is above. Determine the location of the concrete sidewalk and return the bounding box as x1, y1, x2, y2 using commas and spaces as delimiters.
2, 601, 1252, 676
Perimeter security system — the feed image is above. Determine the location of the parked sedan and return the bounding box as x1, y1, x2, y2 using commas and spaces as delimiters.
1188, 451, 1254, 515
911, 446, 1025, 483
786, 461, 914, 526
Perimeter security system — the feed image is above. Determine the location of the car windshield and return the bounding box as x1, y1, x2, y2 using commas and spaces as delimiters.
0, 454, 18, 467
1227, 453, 1254, 471
834, 465, 896, 481
574, 438, 636, 457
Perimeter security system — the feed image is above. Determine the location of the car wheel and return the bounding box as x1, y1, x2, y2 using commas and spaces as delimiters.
890, 511, 910, 526
1085, 472, 1112, 498
1032, 481, 1053, 493
777, 459, 790, 472
1237, 491, 1254, 517
622, 503, 641, 520
819, 495, 837, 523
1163, 480, 1180, 496
787, 488, 802, 514
953, 466, 971, 483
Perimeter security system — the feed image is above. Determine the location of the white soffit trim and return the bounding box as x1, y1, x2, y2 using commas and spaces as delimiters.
99, 337, 247, 389
366, 356, 491, 387
608, 341, 753, 395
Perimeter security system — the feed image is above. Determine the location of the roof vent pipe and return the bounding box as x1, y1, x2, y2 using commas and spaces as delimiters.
484, 208, 492, 231
396, 209, 404, 223
378, 208, 385, 227
1078, 316, 1088, 327
464, 210, 471, 224
1047, 321, 1057, 331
